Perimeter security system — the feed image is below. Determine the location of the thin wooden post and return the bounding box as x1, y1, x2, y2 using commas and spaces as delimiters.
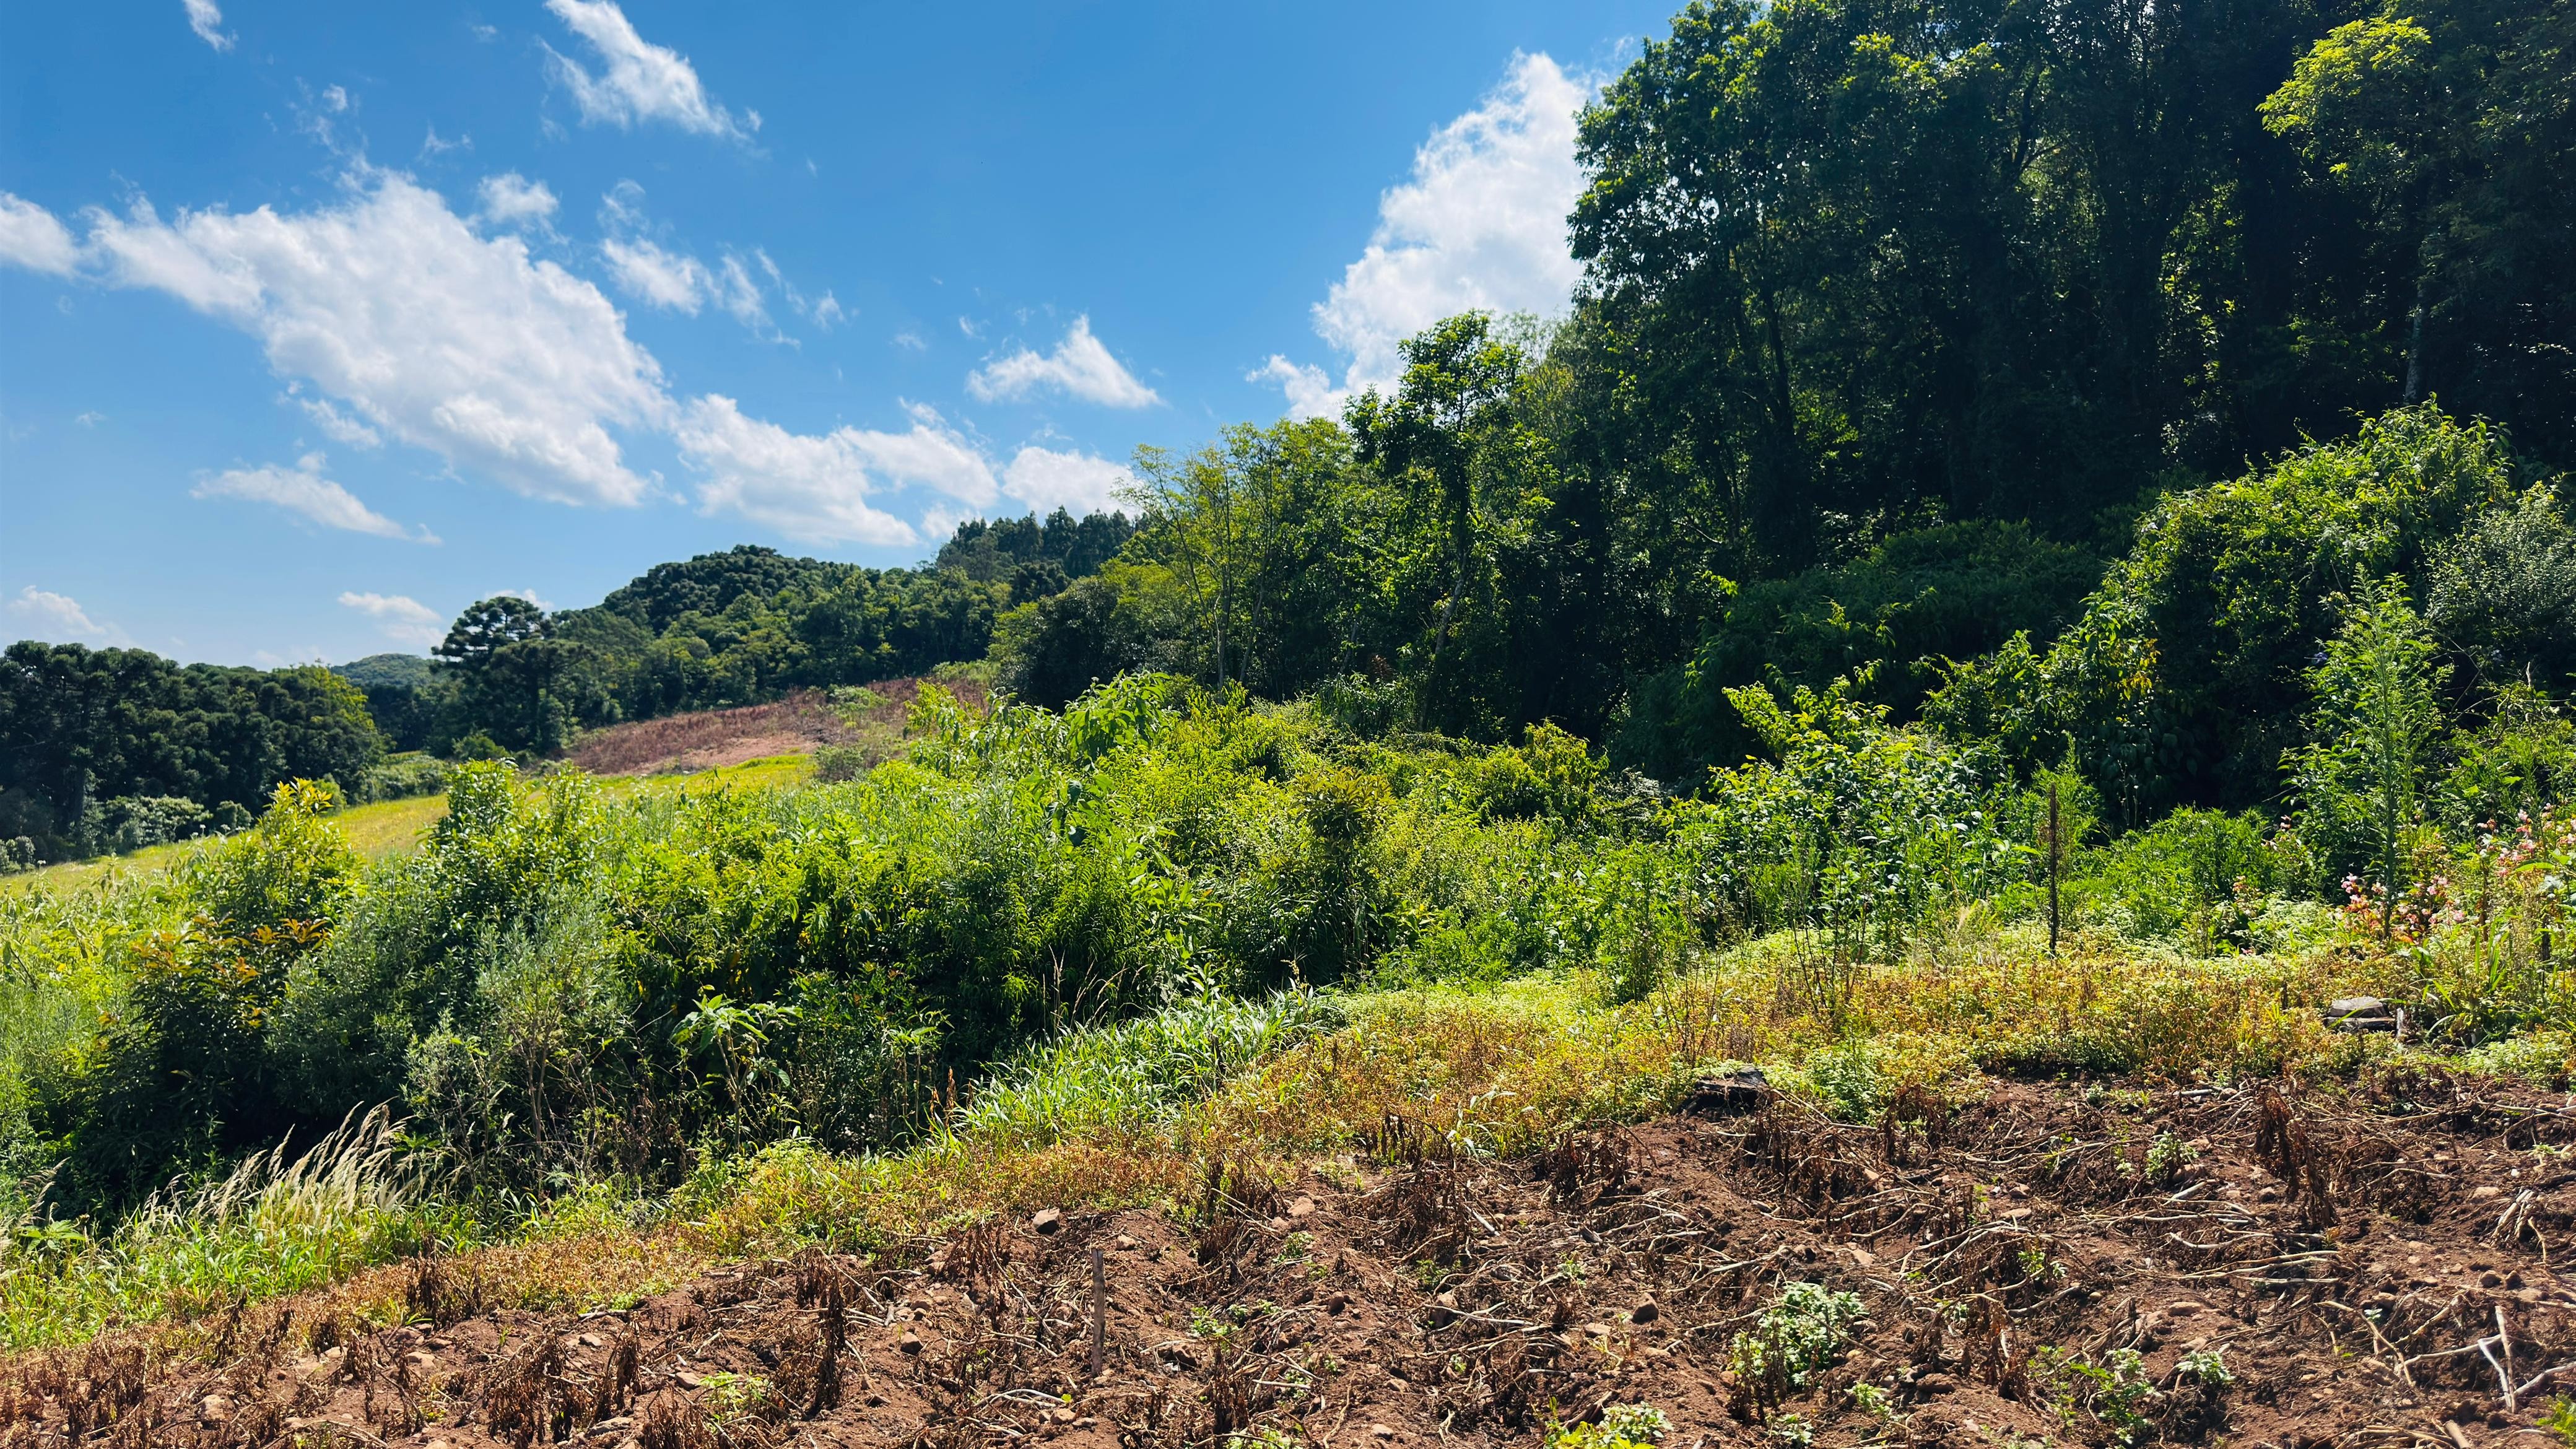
1089, 1247, 1107, 1378
2047, 783, 2063, 959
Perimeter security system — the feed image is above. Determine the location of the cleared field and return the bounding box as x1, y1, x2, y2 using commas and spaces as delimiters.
2, 793, 453, 894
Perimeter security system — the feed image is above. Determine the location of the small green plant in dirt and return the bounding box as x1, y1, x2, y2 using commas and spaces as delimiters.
1848, 1382, 1903, 1421
2539, 1396, 2576, 1447
1730, 1282, 1867, 1410
1767, 1413, 1814, 1447
2174, 1347, 2233, 1386
2055, 1347, 2156, 1445
1228, 1427, 1302, 1449
702, 1371, 776, 1425
1547, 1403, 1670, 1449
2142, 1131, 2199, 1185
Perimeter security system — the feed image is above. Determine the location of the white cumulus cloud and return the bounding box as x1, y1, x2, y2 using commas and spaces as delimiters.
677, 396, 923, 547
194, 452, 437, 542
7, 586, 130, 646
476, 172, 559, 228
1001, 446, 1133, 515
181, 0, 233, 51
542, 0, 754, 140
967, 316, 1160, 409
338, 591, 446, 648
0, 193, 78, 276
1265, 52, 1590, 418
68, 172, 669, 507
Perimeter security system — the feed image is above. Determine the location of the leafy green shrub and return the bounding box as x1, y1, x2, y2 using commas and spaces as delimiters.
1549, 1403, 1671, 1449
811, 744, 870, 783
1730, 1282, 1867, 1403
1930, 405, 2522, 822
2071, 807, 2279, 949
352, 752, 451, 803
1626, 521, 2103, 777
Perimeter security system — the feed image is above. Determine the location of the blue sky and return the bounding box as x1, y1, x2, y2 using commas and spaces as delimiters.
0, 0, 1671, 664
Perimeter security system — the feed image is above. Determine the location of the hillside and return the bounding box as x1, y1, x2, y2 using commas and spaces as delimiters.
4, 0, 2575, 1443
562, 678, 987, 778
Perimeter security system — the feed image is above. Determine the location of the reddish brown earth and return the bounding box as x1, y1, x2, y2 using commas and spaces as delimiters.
561, 679, 986, 777
14, 1071, 2576, 1448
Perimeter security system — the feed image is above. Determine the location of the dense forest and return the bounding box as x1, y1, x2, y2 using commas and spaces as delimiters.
1, 2, 2574, 1435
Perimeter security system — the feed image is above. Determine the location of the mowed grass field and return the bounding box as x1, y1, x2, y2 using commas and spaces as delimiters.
2, 752, 817, 894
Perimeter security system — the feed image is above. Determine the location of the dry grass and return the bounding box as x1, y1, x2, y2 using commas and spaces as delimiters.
688, 929, 2394, 1261
0, 926, 2405, 1377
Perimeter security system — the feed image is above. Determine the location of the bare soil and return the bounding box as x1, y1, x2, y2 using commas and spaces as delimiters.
562, 680, 986, 777
15, 1070, 2576, 1448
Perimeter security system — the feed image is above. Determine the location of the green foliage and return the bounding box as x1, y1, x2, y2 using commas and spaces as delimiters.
2539, 1395, 2576, 1447
1929, 406, 2517, 820
35, 783, 359, 1206
1730, 1282, 1866, 1399
2430, 489, 2576, 689
2443, 686, 2576, 829
0, 644, 383, 861
1627, 523, 2103, 776
2293, 577, 2447, 913
2073, 808, 2281, 951
1549, 1403, 1671, 1449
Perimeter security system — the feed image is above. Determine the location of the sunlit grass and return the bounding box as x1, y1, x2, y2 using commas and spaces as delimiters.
331, 792, 451, 857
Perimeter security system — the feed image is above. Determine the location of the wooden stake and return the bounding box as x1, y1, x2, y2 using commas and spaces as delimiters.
1089, 1247, 1107, 1379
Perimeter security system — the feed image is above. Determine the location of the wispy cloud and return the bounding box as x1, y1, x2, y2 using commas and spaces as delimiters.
967, 316, 1160, 409
35, 172, 672, 507
1001, 446, 1133, 515
194, 453, 439, 542
181, 0, 233, 52
7, 586, 131, 646
0, 193, 78, 276
475, 172, 559, 229
542, 0, 755, 140
338, 591, 446, 647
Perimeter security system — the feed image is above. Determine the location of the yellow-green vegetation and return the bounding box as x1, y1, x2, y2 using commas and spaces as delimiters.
0, 638, 2565, 1354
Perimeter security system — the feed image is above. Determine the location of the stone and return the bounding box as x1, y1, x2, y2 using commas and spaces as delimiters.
2324, 997, 2397, 1032
1370, 1427, 1398, 1442
1630, 1299, 1661, 1325
1684, 1066, 1772, 1116
1032, 1208, 1063, 1234
1289, 1194, 1318, 1218
1115, 1234, 1138, 1250
899, 1332, 924, 1355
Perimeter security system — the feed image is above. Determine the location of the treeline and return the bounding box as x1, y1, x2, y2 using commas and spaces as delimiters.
0, 510, 1131, 864
0, 652, 378, 864
998, 0, 2575, 819
383, 508, 1131, 759
12, 0, 2575, 859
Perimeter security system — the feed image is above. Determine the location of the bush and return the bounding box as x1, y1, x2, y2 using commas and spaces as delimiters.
1929, 404, 2523, 822
352, 752, 452, 803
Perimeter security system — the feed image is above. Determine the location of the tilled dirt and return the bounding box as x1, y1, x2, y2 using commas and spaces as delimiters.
15, 1069, 2576, 1448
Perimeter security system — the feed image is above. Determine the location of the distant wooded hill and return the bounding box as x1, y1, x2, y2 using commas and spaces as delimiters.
0, 509, 1131, 864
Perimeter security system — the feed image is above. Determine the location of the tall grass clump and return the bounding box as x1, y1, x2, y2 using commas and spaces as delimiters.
0, 1106, 437, 1349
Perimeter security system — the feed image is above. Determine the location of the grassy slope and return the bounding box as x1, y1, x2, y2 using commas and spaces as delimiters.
1, 752, 816, 896
0, 925, 2412, 1349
